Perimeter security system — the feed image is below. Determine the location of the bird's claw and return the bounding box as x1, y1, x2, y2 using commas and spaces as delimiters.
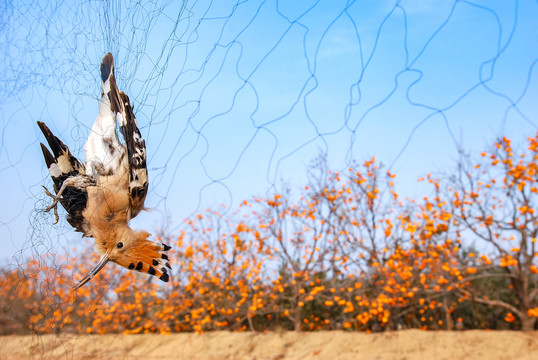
42, 185, 60, 224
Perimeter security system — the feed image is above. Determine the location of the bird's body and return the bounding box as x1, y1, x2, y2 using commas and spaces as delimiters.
38, 53, 170, 290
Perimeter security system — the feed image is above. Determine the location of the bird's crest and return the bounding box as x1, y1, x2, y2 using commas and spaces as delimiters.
117, 239, 172, 283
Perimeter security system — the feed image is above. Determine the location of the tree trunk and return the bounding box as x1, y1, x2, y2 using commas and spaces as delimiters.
292, 292, 302, 332
293, 304, 302, 332
443, 296, 454, 330
520, 314, 537, 331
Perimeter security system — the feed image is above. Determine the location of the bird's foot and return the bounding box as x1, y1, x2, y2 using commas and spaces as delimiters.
42, 185, 60, 224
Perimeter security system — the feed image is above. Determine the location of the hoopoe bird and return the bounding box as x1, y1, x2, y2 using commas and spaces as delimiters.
38, 53, 171, 290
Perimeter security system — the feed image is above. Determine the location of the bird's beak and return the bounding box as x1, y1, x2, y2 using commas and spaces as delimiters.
73, 251, 110, 291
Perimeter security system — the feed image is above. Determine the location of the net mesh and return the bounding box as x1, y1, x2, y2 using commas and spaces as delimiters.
0, 0, 536, 344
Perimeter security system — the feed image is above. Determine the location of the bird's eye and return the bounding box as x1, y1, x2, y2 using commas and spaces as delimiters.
117, 242, 124, 249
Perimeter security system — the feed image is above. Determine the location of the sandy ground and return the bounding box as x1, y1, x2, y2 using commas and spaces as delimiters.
1, 330, 538, 360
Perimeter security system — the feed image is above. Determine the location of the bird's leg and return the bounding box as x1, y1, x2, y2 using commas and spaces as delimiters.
42, 186, 60, 223
42, 177, 78, 224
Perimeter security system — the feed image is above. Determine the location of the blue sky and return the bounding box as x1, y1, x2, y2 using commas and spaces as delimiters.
1, 0, 537, 262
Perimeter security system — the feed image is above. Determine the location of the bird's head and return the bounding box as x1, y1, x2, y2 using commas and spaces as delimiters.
73, 227, 171, 290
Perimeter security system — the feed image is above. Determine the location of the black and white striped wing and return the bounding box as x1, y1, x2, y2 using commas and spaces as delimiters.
100, 52, 148, 219
118, 91, 148, 219
37, 121, 94, 236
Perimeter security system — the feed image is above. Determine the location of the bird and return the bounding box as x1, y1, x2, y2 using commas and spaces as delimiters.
37, 53, 171, 290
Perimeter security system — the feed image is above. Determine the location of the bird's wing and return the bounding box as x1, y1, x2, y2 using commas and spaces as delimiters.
100, 52, 148, 219
85, 53, 148, 221
37, 121, 94, 237
117, 91, 148, 219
